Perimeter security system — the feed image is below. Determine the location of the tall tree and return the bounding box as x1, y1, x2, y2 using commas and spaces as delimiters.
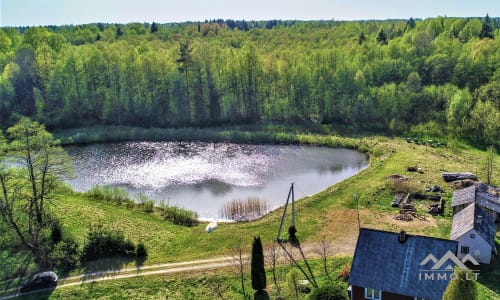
0, 118, 73, 267
176, 40, 193, 122
479, 14, 494, 39
376, 29, 388, 45
150, 22, 159, 34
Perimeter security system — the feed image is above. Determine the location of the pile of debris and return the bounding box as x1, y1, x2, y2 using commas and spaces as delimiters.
395, 204, 427, 221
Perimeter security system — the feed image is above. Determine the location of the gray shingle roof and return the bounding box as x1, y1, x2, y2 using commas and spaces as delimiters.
451, 185, 476, 207
450, 203, 496, 248
349, 228, 457, 300
451, 184, 500, 213
476, 191, 500, 214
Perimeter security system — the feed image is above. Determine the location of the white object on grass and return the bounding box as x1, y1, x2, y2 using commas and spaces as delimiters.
206, 222, 218, 233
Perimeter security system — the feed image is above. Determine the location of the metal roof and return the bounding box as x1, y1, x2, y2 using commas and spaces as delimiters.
450, 204, 496, 248
349, 228, 457, 300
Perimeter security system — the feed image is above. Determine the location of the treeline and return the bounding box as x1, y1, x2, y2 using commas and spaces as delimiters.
0, 16, 498, 147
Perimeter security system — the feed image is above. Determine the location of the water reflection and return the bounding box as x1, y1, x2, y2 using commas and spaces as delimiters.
65, 142, 368, 219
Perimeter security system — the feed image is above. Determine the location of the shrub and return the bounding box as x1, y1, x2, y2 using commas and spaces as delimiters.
308, 284, 348, 300
49, 238, 81, 270
82, 224, 136, 261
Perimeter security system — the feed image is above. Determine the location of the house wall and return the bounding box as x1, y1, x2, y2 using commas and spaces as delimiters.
351, 286, 413, 300
456, 229, 492, 264
453, 204, 469, 215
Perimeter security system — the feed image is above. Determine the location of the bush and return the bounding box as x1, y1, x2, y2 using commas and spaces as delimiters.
82, 224, 136, 261
308, 284, 348, 300
49, 238, 81, 270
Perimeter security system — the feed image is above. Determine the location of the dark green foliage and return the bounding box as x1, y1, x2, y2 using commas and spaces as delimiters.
480, 14, 494, 39
358, 32, 365, 45
150, 22, 159, 33
376, 29, 387, 44
308, 284, 348, 300
251, 236, 266, 291
49, 238, 81, 270
82, 224, 136, 261
116, 26, 123, 38
406, 18, 416, 30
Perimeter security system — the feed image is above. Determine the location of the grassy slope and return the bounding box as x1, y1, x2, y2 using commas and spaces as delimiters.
4, 133, 500, 298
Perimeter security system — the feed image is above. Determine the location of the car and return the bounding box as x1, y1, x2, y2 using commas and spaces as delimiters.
20, 271, 58, 293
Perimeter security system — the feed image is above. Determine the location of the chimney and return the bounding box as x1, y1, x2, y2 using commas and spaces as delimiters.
398, 230, 407, 244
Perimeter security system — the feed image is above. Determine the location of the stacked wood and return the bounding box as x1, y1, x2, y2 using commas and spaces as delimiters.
441, 172, 478, 182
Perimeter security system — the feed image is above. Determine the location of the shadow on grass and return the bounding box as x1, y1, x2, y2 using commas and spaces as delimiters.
78, 255, 142, 283
0, 250, 35, 294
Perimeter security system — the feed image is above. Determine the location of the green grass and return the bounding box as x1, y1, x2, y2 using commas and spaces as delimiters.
2, 130, 500, 299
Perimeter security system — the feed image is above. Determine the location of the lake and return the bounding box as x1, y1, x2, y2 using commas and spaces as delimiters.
65, 142, 368, 220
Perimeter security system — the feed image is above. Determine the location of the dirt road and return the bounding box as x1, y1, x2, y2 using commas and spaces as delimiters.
0, 241, 355, 299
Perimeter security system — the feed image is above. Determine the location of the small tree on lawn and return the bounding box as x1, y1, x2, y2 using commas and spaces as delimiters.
442, 270, 477, 300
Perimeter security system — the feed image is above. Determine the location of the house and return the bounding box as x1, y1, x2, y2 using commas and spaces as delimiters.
349, 228, 458, 300
450, 203, 497, 264
451, 183, 500, 222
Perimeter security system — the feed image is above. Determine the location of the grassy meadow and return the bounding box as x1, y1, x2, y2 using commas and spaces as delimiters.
2, 129, 499, 299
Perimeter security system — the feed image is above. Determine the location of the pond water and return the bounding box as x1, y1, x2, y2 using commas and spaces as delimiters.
65, 142, 368, 220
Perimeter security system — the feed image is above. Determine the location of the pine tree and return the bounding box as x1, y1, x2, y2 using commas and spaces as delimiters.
479, 14, 494, 39
376, 29, 388, 45
150, 22, 159, 33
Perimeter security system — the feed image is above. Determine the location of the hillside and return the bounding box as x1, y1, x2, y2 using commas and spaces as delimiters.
0, 17, 499, 147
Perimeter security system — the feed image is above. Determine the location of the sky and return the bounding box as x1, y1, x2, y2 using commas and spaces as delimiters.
1, 0, 499, 27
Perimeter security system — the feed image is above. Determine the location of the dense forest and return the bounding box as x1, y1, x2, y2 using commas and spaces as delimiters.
0, 17, 498, 147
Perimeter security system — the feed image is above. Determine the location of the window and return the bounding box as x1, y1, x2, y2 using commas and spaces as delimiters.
461, 246, 470, 254
414, 297, 426, 300
364, 287, 382, 300
470, 234, 475, 239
